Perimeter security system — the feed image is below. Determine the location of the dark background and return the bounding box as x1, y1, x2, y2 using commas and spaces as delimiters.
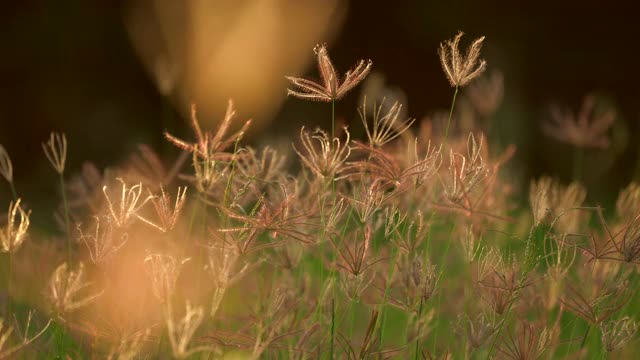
1, 0, 639, 215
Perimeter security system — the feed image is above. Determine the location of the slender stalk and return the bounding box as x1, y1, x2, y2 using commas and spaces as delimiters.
329, 99, 336, 360
9, 182, 18, 202
442, 86, 459, 149
330, 298, 335, 360
580, 325, 591, 348
563, 317, 580, 358
331, 100, 335, 140
431, 220, 456, 353
60, 173, 72, 265
414, 297, 424, 360
156, 329, 165, 358
186, 193, 201, 240
378, 247, 398, 347
349, 296, 357, 338
7, 250, 12, 317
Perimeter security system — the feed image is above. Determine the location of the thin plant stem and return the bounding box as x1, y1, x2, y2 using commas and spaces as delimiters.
330, 99, 336, 360
187, 193, 202, 240
330, 298, 335, 360
563, 317, 580, 357
431, 220, 456, 353
442, 86, 459, 150
331, 100, 335, 140
60, 173, 72, 265
580, 325, 591, 349
156, 329, 165, 358
378, 246, 398, 347
414, 297, 424, 360
7, 251, 12, 317
9, 182, 18, 201
349, 296, 357, 338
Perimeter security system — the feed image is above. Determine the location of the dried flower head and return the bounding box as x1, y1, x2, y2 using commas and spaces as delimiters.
165, 100, 251, 157
358, 96, 415, 148
438, 31, 487, 87
122, 144, 169, 189
286, 43, 372, 102
144, 254, 186, 304
443, 133, 488, 204
77, 216, 127, 265
456, 312, 498, 349
600, 316, 638, 353
529, 177, 587, 233
612, 214, 640, 263
529, 177, 552, 227
466, 70, 504, 117
543, 94, 616, 149
0, 144, 13, 184
497, 321, 551, 360
346, 180, 389, 224
140, 186, 187, 233
561, 280, 632, 325
166, 302, 211, 359
107, 328, 151, 360
42, 132, 68, 174
460, 224, 481, 263
387, 255, 437, 313
616, 182, 640, 221
165, 101, 251, 194
339, 269, 375, 301
0, 199, 31, 254
48, 262, 104, 315
293, 127, 351, 181
479, 257, 527, 315
0, 312, 51, 359
102, 178, 153, 228
390, 210, 430, 254
235, 146, 286, 187
408, 139, 443, 187
206, 239, 251, 316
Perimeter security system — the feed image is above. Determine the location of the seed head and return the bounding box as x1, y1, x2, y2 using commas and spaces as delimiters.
144, 253, 186, 304
443, 133, 487, 204
165, 100, 252, 157
0, 144, 13, 184
438, 31, 487, 87
0, 199, 31, 254
77, 216, 127, 265
0, 311, 52, 359
42, 132, 68, 174
616, 182, 640, 221
456, 312, 498, 349
165, 302, 211, 359
48, 262, 103, 316
286, 44, 372, 102
102, 178, 153, 228
543, 94, 616, 149
529, 177, 587, 233
358, 96, 416, 148
293, 127, 351, 181
140, 186, 188, 233
601, 316, 638, 353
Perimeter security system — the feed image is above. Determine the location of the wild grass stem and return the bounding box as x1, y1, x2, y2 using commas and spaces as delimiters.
442, 86, 459, 150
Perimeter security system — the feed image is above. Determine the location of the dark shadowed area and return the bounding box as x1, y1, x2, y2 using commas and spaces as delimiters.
1, 0, 639, 209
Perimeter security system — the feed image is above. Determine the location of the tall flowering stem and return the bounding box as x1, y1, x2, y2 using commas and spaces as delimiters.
438, 31, 487, 148
43, 132, 71, 265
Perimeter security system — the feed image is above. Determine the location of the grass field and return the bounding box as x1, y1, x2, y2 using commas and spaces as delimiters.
0, 32, 638, 359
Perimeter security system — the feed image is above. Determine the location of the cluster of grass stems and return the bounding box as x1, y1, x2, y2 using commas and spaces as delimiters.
0, 33, 638, 359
